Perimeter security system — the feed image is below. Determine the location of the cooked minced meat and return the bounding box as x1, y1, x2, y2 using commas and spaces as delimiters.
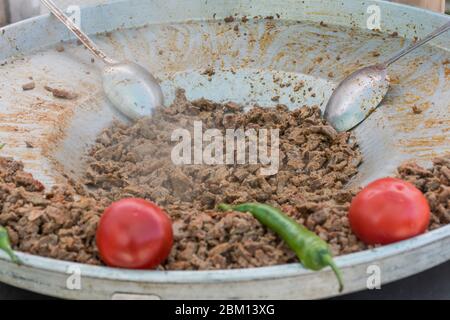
0, 157, 107, 265
0, 89, 448, 269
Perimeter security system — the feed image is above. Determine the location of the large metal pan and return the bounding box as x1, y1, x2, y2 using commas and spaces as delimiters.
0, 0, 449, 299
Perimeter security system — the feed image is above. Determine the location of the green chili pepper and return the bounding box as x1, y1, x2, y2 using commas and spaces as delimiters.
218, 203, 344, 292
0, 143, 5, 150
0, 226, 21, 265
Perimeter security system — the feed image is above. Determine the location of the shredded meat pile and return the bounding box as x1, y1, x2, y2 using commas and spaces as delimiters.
0, 157, 106, 264
0, 90, 448, 269
398, 157, 450, 229
84, 90, 364, 269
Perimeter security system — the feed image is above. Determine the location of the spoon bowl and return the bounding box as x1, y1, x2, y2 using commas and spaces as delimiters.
102, 62, 164, 120
324, 65, 389, 132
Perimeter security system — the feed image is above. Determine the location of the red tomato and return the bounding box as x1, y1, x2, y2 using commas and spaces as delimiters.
96, 198, 173, 269
349, 177, 430, 245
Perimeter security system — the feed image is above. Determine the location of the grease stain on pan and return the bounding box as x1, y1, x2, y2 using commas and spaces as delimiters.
0, 16, 449, 183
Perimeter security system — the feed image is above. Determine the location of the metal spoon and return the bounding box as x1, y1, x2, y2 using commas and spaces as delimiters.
40, 0, 164, 121
324, 21, 450, 132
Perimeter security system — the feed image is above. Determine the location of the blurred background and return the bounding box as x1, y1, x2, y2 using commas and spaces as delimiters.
0, 0, 449, 27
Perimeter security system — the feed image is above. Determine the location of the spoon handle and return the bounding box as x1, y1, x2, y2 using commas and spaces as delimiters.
40, 0, 116, 65
383, 21, 450, 67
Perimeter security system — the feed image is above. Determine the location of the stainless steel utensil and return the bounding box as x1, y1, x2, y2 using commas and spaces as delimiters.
324, 20, 450, 132
40, 0, 164, 120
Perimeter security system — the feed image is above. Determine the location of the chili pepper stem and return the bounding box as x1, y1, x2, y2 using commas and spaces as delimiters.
322, 255, 344, 293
